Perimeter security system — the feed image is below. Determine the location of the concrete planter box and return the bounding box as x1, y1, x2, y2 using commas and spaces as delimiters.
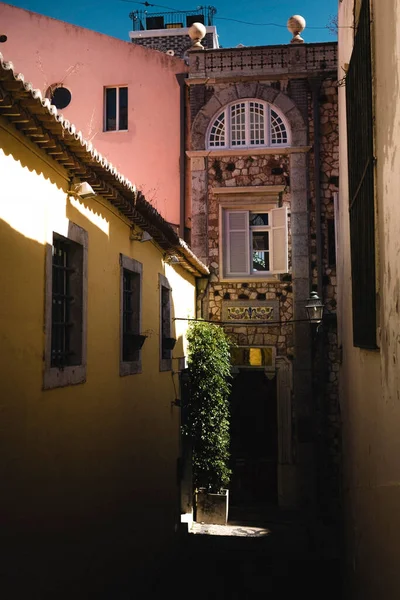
195, 488, 229, 525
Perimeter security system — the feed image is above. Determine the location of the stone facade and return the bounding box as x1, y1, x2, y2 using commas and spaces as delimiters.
308, 77, 341, 517
186, 42, 340, 515
205, 156, 294, 360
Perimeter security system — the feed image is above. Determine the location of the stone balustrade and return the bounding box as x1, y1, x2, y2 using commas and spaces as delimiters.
188, 42, 337, 79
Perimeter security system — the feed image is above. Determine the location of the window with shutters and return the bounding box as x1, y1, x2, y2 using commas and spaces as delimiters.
222, 206, 288, 279
44, 223, 88, 390
208, 100, 289, 149
120, 255, 143, 376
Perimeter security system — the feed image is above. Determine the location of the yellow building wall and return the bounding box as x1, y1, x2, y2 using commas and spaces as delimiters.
0, 118, 196, 590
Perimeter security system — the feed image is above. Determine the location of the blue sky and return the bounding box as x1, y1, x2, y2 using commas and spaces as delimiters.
4, 1, 337, 47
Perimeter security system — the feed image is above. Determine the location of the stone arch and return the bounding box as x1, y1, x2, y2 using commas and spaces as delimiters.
191, 82, 307, 150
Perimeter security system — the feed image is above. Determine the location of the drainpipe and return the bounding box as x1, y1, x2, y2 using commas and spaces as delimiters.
178, 72, 187, 240
311, 78, 323, 299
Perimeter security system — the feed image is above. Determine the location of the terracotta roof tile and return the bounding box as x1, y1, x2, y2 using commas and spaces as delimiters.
0, 53, 208, 277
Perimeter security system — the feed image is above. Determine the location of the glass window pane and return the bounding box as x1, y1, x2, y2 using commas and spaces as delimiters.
252, 231, 269, 271
105, 88, 117, 131
230, 102, 246, 146
209, 111, 225, 147
253, 231, 269, 251
252, 251, 270, 271
249, 212, 269, 226
270, 109, 288, 144
119, 87, 128, 130
249, 101, 265, 146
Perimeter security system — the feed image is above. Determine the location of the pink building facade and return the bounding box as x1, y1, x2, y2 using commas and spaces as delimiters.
0, 3, 187, 228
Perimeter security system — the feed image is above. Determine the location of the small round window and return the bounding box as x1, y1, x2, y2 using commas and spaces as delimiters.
46, 84, 72, 110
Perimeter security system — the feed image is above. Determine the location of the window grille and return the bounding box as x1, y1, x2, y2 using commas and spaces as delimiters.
161, 285, 172, 360
119, 255, 142, 376
51, 235, 83, 368
159, 274, 173, 371
122, 269, 141, 362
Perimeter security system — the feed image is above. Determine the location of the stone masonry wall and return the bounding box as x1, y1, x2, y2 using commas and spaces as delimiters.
308, 76, 341, 518
206, 154, 294, 358
188, 69, 340, 514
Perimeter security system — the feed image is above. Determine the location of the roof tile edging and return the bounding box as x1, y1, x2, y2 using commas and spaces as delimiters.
0, 53, 209, 277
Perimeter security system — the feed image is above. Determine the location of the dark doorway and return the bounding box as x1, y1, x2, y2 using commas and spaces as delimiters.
229, 370, 278, 508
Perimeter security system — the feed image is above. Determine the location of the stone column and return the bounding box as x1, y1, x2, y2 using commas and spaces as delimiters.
190, 156, 208, 265
277, 357, 297, 508
290, 150, 315, 509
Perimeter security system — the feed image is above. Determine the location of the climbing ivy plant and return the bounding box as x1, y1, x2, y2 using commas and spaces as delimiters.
183, 320, 232, 493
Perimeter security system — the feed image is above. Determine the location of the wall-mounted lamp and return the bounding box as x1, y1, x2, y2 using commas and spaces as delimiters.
164, 254, 180, 264
305, 291, 324, 324
129, 228, 152, 243
71, 181, 96, 200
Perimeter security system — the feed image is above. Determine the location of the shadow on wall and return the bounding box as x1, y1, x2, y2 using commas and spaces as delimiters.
377, 1, 400, 388
0, 159, 184, 597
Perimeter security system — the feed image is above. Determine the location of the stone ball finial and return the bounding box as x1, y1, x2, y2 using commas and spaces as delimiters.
287, 15, 306, 44
188, 22, 206, 50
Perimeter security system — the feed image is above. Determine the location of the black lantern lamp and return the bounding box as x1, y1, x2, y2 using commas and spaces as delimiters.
305, 291, 324, 324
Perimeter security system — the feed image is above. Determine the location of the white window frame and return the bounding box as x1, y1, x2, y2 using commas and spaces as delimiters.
207, 99, 290, 150
44, 222, 88, 390
104, 86, 128, 132
219, 201, 288, 281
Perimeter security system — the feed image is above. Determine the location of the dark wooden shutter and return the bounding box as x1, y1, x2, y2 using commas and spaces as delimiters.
346, 0, 377, 348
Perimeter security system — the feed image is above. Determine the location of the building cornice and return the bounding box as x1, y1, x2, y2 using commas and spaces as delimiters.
212, 185, 285, 196
186, 147, 311, 158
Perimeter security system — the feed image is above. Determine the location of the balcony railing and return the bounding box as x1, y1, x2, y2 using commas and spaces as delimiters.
129, 6, 216, 32
188, 43, 337, 79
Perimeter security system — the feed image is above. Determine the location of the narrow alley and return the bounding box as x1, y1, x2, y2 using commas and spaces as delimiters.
149, 512, 342, 599
76, 508, 342, 599
2, 507, 342, 599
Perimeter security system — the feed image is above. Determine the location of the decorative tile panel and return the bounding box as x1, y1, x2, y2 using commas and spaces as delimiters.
222, 299, 279, 323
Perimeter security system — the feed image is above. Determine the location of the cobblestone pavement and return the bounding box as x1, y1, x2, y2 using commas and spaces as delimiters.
147, 511, 343, 600
3, 509, 342, 598
191, 522, 272, 537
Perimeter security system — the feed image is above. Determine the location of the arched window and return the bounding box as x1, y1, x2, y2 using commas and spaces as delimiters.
207, 100, 289, 149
